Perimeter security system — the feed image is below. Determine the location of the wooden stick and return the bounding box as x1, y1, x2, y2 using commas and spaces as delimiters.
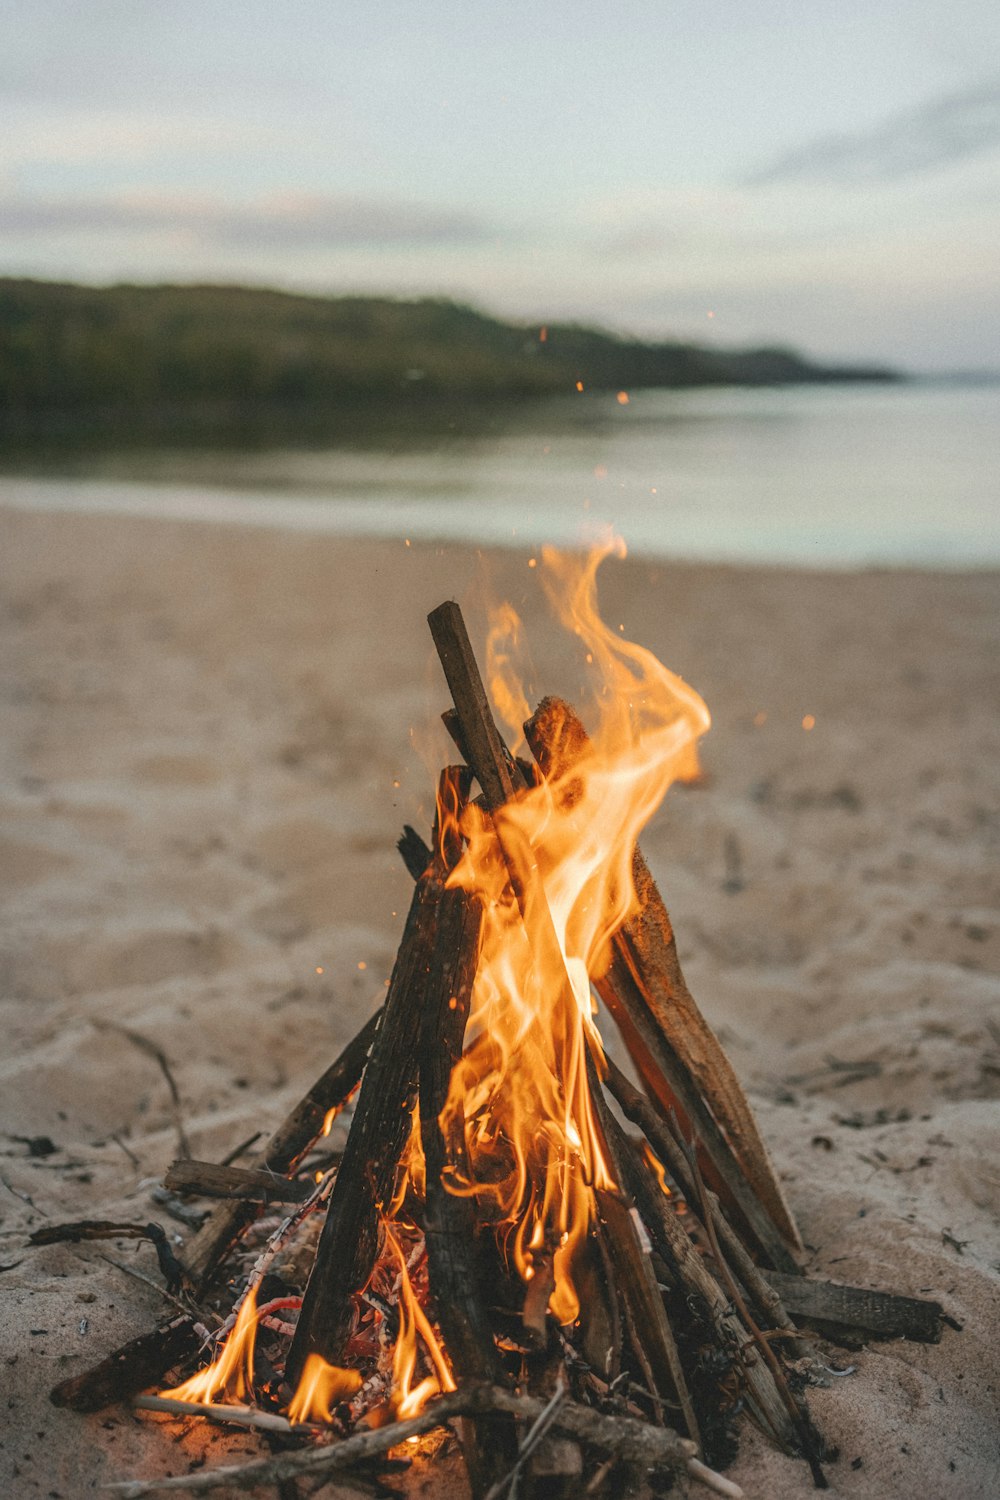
112, 1385, 698, 1497
164, 1160, 317, 1204
584, 1055, 700, 1447
179, 1008, 381, 1291
285, 865, 444, 1383
426, 604, 596, 1126
763, 1271, 946, 1344
419, 881, 519, 1498
524, 695, 801, 1262
428, 604, 520, 809
49, 1315, 201, 1413
134, 1393, 320, 1434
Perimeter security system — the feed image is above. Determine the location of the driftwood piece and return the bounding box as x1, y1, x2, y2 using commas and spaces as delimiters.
419, 881, 518, 1498
114, 1384, 700, 1497
179, 1007, 381, 1291
764, 1271, 946, 1344
428, 604, 521, 809
50, 1315, 200, 1413
134, 1394, 316, 1433
524, 695, 801, 1262
398, 824, 433, 880
164, 1160, 316, 1204
286, 866, 444, 1383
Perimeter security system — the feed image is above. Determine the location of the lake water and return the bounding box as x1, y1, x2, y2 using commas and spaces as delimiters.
2, 382, 998, 568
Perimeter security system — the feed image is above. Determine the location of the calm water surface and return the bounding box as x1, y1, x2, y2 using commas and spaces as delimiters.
2, 383, 998, 568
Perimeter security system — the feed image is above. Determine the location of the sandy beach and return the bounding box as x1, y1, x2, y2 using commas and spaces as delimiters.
1, 503, 998, 1498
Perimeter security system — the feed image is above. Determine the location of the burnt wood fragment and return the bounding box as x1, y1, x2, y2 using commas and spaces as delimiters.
285, 866, 445, 1384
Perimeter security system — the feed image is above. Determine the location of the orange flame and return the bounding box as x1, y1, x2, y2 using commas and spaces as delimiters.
643, 1143, 672, 1197
161, 1287, 259, 1405
441, 534, 710, 1325
287, 1355, 362, 1424
387, 1227, 455, 1419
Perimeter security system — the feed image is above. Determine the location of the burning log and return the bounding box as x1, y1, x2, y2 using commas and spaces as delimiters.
286, 862, 446, 1384
524, 695, 801, 1270
418, 876, 519, 1497
180, 1006, 381, 1291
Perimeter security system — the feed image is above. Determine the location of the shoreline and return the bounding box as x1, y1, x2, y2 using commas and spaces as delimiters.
2, 509, 998, 1497
4, 481, 1000, 574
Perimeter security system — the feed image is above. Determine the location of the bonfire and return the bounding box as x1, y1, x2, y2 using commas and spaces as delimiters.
40, 539, 944, 1499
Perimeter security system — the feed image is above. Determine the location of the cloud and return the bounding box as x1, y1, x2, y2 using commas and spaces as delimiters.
0, 189, 493, 249
745, 76, 1000, 186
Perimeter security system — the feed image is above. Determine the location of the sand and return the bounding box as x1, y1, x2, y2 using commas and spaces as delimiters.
1, 503, 998, 1498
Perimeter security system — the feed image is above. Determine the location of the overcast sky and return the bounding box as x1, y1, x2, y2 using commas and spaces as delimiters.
2, 2, 999, 369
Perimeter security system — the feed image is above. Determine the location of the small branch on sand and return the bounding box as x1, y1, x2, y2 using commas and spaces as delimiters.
30, 1219, 184, 1294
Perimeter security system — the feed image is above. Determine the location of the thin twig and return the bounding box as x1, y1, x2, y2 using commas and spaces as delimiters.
134, 1394, 324, 1435
221, 1131, 264, 1168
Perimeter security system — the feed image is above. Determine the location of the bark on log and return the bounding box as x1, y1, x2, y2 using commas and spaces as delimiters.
179, 1008, 381, 1291
50, 1315, 200, 1413
524, 695, 801, 1262
285, 868, 444, 1384
419, 881, 518, 1498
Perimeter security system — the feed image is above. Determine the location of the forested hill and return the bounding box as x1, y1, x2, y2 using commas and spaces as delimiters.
0, 278, 901, 437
